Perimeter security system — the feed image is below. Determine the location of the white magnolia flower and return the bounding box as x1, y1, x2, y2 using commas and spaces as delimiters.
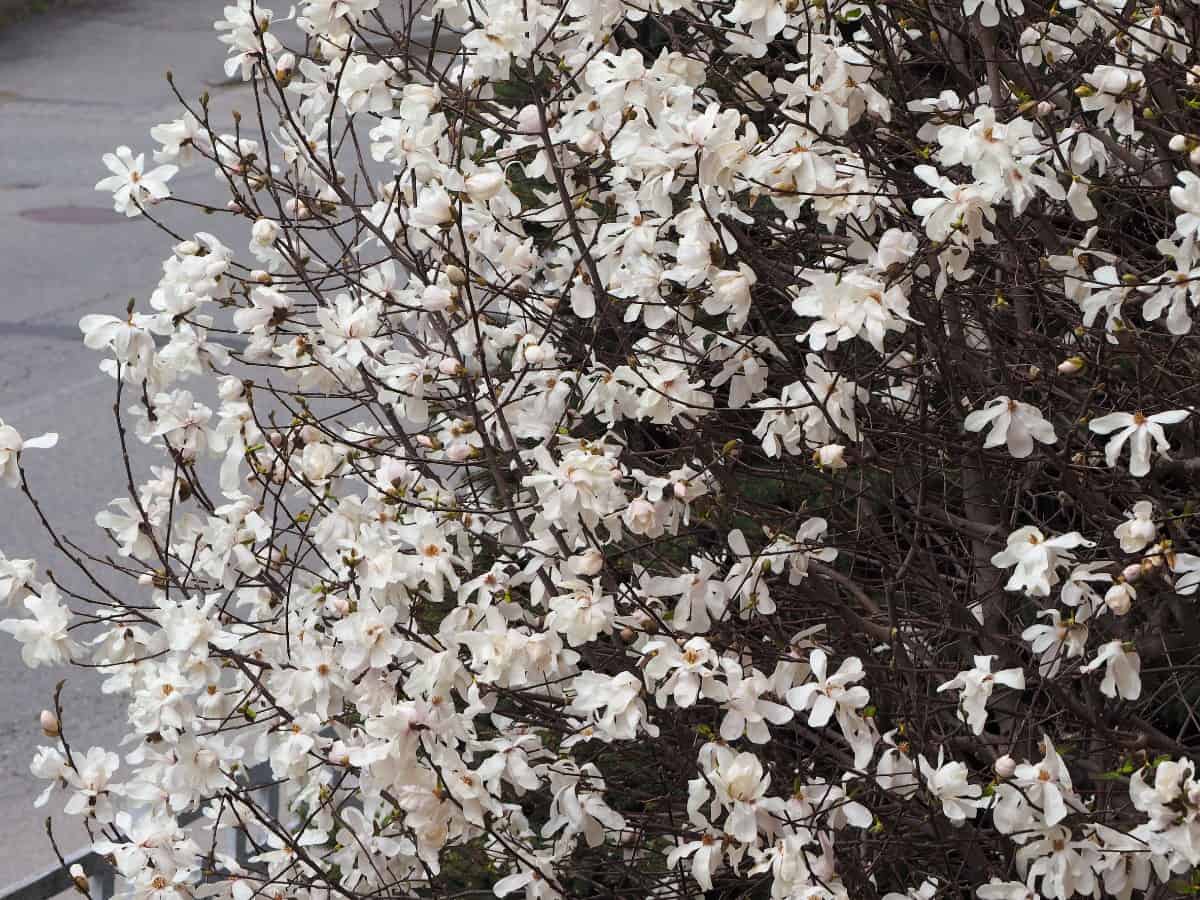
1080, 64, 1145, 136
0, 420, 58, 488
95, 146, 177, 217
666, 831, 724, 892
1114, 500, 1157, 553
1172, 170, 1200, 239
149, 112, 210, 166
1089, 408, 1190, 477
1059, 562, 1112, 620
964, 396, 1057, 458
937, 655, 1025, 735
1022, 609, 1089, 677
706, 749, 771, 843
994, 736, 1078, 830
0, 584, 79, 667
1081, 639, 1141, 699
991, 526, 1093, 597
786, 649, 869, 728
919, 748, 983, 823
876, 729, 919, 797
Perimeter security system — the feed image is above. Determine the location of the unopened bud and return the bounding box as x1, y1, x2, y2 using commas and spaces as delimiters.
620, 627, 636, 643
275, 52, 296, 84
39, 710, 60, 738
577, 129, 602, 154
1122, 562, 1143, 583
994, 754, 1016, 778
1106, 582, 1134, 615
283, 198, 310, 220
69, 864, 87, 894
1074, 84, 1096, 97
218, 376, 245, 401
1057, 356, 1086, 376
1036, 100, 1055, 117
515, 104, 541, 134
438, 357, 463, 376
252, 218, 280, 246
568, 548, 605, 577
446, 264, 467, 286
1170, 134, 1189, 152
1190, 147, 1200, 167
813, 444, 847, 470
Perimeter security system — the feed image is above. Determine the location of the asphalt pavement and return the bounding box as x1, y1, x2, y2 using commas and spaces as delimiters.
0, 0, 253, 883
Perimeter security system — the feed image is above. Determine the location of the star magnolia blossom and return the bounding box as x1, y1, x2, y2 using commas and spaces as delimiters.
991, 526, 1094, 597
937, 655, 1026, 735
95, 145, 178, 218
919, 748, 984, 824
1089, 408, 1190, 477
1114, 500, 1157, 553
1081, 640, 1142, 700
964, 396, 1058, 459
0, 421, 58, 488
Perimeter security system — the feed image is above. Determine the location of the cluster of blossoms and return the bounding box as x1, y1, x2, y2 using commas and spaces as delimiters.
12, 0, 1200, 898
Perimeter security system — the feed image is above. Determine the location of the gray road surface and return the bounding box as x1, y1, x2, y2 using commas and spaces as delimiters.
0, 0, 250, 884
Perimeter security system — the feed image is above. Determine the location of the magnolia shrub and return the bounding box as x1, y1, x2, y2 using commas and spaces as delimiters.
9, 0, 1200, 898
